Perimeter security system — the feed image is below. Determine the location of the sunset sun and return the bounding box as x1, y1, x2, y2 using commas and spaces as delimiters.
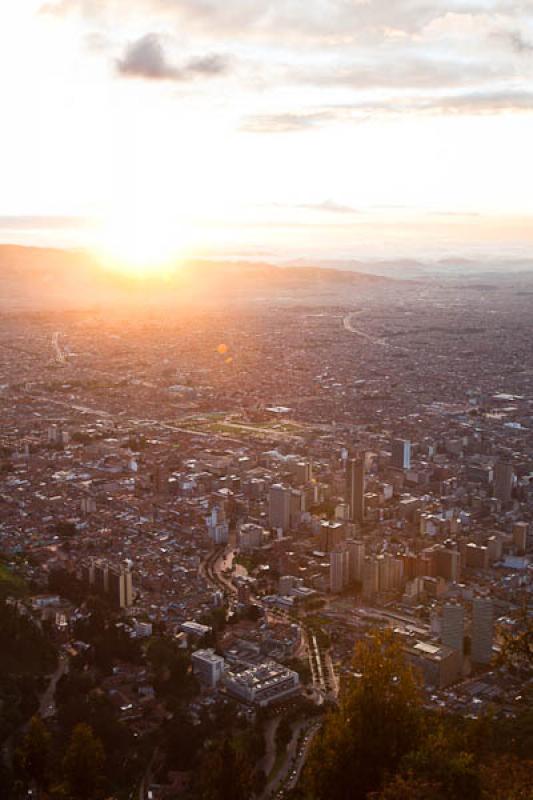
93, 213, 190, 278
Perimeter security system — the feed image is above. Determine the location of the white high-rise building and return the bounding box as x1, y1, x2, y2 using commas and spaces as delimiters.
192, 649, 225, 688
471, 597, 494, 665
207, 506, 229, 545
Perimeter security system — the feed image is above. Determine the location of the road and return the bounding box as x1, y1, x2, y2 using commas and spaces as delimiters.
262, 718, 320, 799
342, 312, 389, 347
39, 654, 68, 719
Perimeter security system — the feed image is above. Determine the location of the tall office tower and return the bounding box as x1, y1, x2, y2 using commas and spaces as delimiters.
346, 457, 365, 524
81, 560, 95, 586
94, 562, 109, 594
346, 539, 365, 583
513, 521, 528, 554
391, 438, 411, 470
269, 484, 292, 531
207, 506, 229, 545
330, 547, 348, 593
290, 489, 305, 527
433, 546, 461, 582
320, 520, 345, 553
108, 565, 133, 608
294, 460, 312, 485
376, 553, 404, 593
441, 603, 465, 654
494, 461, 513, 504
471, 597, 494, 665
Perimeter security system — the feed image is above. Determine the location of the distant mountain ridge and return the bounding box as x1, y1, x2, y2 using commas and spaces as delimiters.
0, 244, 390, 310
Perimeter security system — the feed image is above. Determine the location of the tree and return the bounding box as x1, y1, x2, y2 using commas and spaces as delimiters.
17, 716, 52, 796
305, 630, 422, 800
480, 755, 533, 800
498, 610, 533, 676
403, 728, 481, 800
372, 773, 445, 800
196, 738, 254, 800
63, 723, 105, 800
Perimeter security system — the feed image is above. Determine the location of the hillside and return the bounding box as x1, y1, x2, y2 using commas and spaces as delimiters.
0, 245, 389, 309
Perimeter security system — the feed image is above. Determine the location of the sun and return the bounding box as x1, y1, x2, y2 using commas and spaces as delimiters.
93, 213, 190, 278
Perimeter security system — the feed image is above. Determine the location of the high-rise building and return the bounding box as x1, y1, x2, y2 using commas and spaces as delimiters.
494, 462, 513, 505
108, 564, 133, 608
192, 648, 225, 688
392, 439, 411, 470
433, 546, 461, 582
269, 484, 291, 531
290, 489, 305, 527
441, 603, 464, 654
346, 457, 365, 524
94, 562, 109, 594
293, 460, 312, 485
330, 547, 349, 593
207, 506, 229, 544
376, 553, 404, 592
319, 520, 345, 552
471, 597, 494, 665
238, 522, 264, 551
346, 539, 365, 583
513, 521, 528, 554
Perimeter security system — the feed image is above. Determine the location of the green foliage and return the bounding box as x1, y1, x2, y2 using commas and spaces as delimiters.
73, 600, 141, 673
305, 629, 422, 800
194, 738, 254, 800
0, 600, 58, 744
497, 610, 533, 676
146, 636, 197, 704
16, 716, 52, 793
63, 723, 105, 800
0, 561, 28, 599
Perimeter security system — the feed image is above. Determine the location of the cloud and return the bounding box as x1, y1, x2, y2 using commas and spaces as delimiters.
502, 30, 533, 53
240, 112, 334, 132
116, 33, 229, 80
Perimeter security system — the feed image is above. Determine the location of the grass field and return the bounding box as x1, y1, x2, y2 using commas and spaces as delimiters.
0, 562, 27, 598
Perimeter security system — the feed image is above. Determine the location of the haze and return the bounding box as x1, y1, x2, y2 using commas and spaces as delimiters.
1, 1, 533, 267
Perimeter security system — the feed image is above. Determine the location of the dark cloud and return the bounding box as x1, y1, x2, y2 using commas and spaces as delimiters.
116, 33, 229, 80
505, 30, 533, 53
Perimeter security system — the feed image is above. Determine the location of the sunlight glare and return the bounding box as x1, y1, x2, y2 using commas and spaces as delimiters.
93, 213, 190, 278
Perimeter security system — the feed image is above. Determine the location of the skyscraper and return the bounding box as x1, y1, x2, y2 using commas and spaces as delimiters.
207, 506, 229, 545
346, 539, 365, 583
392, 438, 411, 470
330, 547, 349, 593
471, 597, 494, 665
494, 461, 513, 505
269, 484, 291, 531
108, 564, 133, 608
346, 457, 365, 524
441, 603, 464, 654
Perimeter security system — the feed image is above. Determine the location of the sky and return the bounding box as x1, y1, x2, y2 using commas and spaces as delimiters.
1, 1, 533, 263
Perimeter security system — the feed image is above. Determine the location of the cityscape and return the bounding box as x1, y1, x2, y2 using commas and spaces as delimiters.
1, 270, 531, 798
1, 2, 532, 800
